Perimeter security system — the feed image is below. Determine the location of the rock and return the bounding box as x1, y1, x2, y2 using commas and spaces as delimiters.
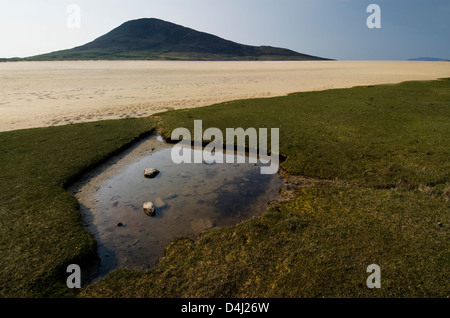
144, 168, 159, 179
154, 198, 167, 209
143, 202, 156, 217
117, 222, 124, 227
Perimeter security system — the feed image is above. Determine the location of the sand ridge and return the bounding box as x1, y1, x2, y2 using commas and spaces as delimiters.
0, 60, 449, 132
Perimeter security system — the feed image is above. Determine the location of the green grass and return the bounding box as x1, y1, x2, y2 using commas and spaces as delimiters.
0, 79, 449, 297
81, 186, 448, 298
158, 79, 450, 189
0, 118, 156, 297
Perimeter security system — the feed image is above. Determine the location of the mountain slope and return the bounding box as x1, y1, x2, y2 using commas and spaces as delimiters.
27, 18, 330, 61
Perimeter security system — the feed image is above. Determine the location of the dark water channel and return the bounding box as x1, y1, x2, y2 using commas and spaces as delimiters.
70, 136, 283, 279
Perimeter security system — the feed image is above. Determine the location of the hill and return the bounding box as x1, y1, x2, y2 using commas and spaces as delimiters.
25, 18, 330, 61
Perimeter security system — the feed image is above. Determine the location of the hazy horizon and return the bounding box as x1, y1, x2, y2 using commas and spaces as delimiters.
0, 0, 449, 60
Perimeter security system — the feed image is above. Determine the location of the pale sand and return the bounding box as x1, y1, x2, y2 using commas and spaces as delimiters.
1, 60, 449, 132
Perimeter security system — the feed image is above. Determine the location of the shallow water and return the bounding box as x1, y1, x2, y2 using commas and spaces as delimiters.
71, 136, 283, 278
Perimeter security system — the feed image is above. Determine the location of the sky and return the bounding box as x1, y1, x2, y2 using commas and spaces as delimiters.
0, 0, 449, 60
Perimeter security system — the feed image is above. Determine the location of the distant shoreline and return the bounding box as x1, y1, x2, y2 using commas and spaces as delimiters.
0, 57, 336, 62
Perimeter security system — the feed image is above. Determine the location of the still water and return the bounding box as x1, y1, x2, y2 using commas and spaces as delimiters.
71, 136, 283, 278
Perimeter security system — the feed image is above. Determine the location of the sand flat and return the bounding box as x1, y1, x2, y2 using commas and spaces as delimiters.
0, 60, 449, 132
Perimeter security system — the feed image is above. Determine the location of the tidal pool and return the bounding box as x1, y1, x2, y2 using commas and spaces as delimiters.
70, 135, 283, 279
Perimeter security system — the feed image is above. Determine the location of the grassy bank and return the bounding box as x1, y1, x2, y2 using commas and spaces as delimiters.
0, 119, 156, 297
83, 78, 450, 297
0, 79, 449, 297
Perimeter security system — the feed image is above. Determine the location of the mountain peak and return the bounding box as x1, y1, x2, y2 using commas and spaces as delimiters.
28, 18, 330, 61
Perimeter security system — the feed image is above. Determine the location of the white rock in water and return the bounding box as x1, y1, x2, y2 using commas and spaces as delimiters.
144, 168, 159, 178
143, 202, 156, 217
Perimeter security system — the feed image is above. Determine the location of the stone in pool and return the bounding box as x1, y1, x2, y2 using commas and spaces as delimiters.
144, 168, 159, 179
143, 202, 156, 216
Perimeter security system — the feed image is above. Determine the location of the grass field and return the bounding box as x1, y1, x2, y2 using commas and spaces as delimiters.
0, 78, 448, 297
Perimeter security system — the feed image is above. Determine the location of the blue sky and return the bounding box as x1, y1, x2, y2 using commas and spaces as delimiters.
0, 0, 448, 60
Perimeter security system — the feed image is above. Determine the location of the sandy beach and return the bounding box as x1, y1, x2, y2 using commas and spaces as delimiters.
0, 60, 449, 132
